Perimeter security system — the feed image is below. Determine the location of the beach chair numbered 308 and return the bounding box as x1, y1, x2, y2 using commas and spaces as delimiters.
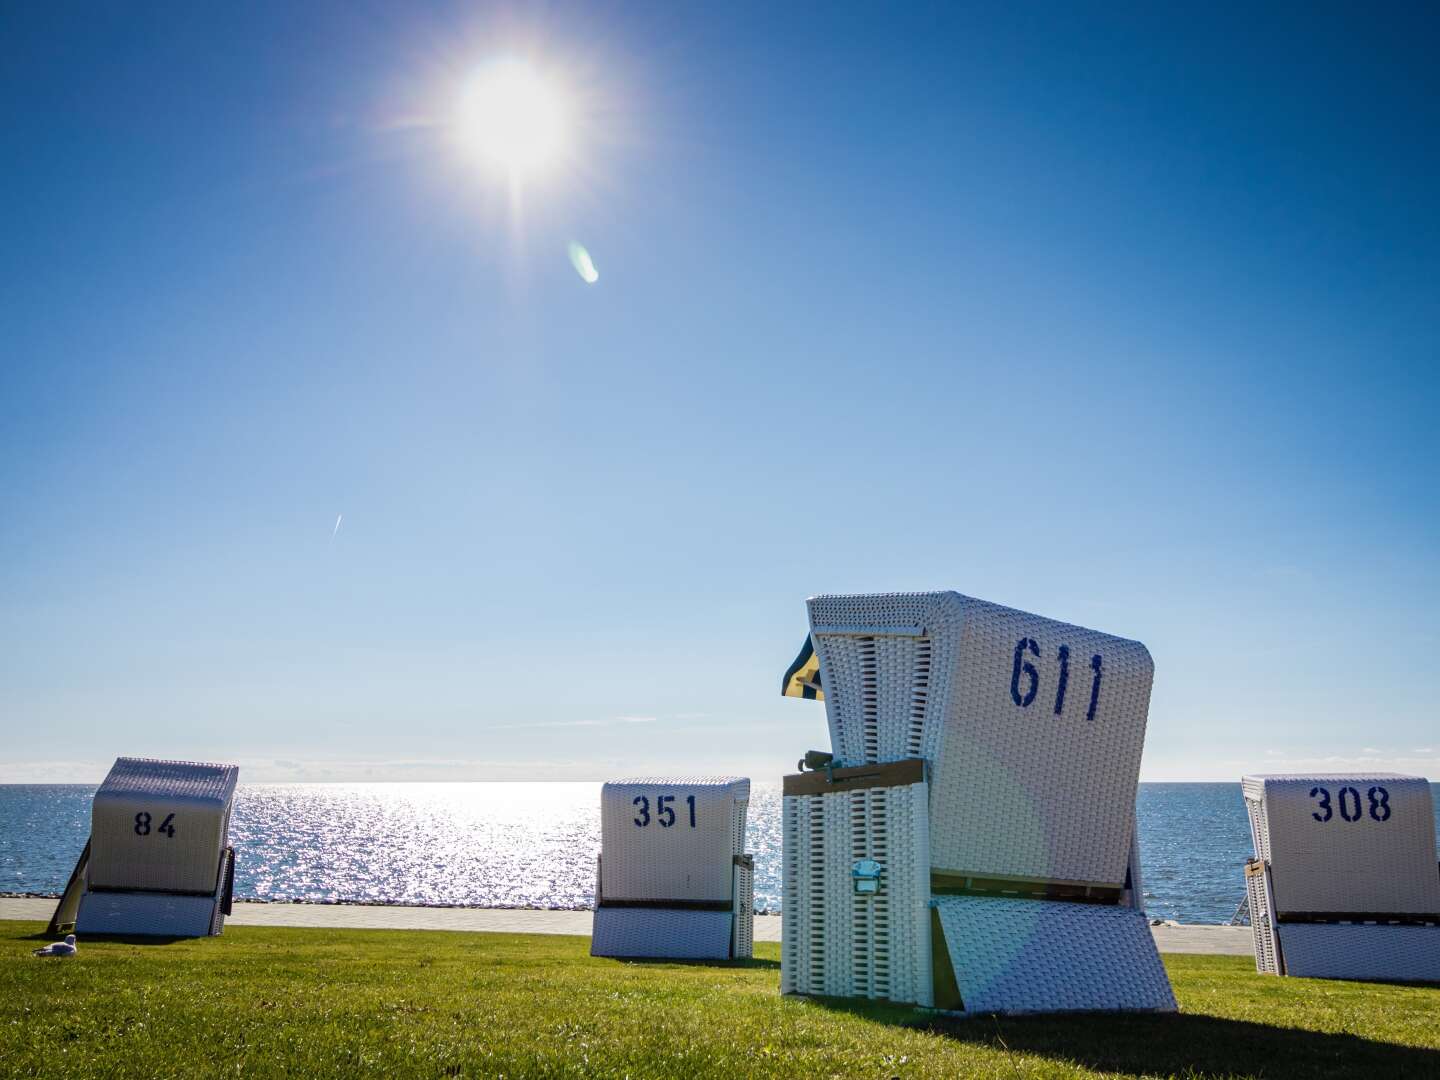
1242, 773, 1440, 983
590, 775, 753, 960
49, 757, 239, 939
781, 591, 1176, 1015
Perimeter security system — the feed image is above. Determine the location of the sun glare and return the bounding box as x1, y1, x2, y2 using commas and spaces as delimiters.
456, 59, 567, 178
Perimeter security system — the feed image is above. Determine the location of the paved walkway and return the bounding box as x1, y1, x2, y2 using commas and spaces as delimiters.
0, 897, 1251, 955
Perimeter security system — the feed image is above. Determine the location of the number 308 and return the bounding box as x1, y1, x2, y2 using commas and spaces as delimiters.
1309, 785, 1390, 823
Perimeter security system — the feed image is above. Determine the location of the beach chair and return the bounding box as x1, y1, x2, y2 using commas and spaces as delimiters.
48, 757, 238, 938
591, 776, 753, 960
1242, 773, 1440, 982
781, 591, 1175, 1014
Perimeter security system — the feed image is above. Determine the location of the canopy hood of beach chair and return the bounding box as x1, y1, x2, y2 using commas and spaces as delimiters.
781, 635, 823, 700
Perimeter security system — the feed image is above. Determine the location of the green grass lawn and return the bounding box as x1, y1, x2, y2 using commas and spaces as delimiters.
2, 923, 1438, 1079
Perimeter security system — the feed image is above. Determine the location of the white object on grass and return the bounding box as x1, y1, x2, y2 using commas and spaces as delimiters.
591, 775, 753, 960
782, 590, 1172, 1015
33, 934, 77, 957
49, 757, 239, 939
1241, 772, 1440, 981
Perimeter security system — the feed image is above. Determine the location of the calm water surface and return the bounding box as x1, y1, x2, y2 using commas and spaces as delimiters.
3, 782, 1434, 923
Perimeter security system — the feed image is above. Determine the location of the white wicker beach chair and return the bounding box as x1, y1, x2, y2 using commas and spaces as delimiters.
784, 590, 1173, 1014
591, 775, 753, 960
49, 757, 239, 938
1241, 773, 1440, 982
807, 591, 1153, 889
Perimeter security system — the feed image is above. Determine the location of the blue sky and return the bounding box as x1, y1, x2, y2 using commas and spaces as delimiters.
2, 2, 1437, 783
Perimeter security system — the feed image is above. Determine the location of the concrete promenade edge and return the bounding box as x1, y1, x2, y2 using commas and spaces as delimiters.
0, 897, 1252, 955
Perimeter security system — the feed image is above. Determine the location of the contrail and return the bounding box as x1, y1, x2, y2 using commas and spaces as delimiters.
332, 513, 343, 538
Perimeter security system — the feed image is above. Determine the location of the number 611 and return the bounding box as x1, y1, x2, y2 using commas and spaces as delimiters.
1011, 638, 1104, 722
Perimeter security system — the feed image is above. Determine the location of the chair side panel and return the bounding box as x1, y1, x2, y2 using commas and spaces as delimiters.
1245, 862, 1280, 974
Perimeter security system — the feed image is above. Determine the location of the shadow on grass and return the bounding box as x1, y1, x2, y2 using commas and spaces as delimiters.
21, 931, 190, 946
811, 998, 1440, 1079
604, 956, 781, 971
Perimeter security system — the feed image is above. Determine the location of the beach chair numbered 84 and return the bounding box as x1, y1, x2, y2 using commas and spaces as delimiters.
49, 757, 239, 938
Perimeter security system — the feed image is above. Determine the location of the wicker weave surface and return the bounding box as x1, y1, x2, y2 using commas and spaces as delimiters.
88, 758, 239, 895
76, 849, 230, 938
1241, 774, 1440, 915
590, 907, 734, 959
780, 779, 933, 1006
808, 592, 1152, 886
934, 895, 1176, 1015
1245, 862, 1281, 974
732, 859, 754, 958
1278, 923, 1440, 982
76, 892, 223, 937
807, 593, 953, 768
599, 776, 749, 903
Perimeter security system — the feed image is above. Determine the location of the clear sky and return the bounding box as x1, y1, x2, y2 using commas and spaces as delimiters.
2, 2, 1437, 783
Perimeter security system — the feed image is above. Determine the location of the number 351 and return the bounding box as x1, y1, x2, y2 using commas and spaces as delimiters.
633, 795, 697, 828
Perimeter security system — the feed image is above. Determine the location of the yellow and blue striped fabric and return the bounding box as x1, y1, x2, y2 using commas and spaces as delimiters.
781, 635, 823, 700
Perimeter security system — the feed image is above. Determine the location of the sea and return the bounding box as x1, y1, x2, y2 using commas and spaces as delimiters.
3, 782, 1436, 924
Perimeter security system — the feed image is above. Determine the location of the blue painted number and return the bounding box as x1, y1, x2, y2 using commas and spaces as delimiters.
1085, 654, 1103, 723
1053, 645, 1070, 715
1011, 639, 1104, 722
1338, 786, 1361, 822
1010, 638, 1039, 707
1309, 785, 1389, 823
1368, 786, 1391, 821
633, 793, 697, 828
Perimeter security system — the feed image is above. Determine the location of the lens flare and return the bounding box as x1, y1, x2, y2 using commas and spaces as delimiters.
568, 242, 599, 284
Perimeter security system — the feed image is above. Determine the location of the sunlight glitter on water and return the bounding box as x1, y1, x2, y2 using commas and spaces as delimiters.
7, 783, 1430, 922
231, 782, 785, 912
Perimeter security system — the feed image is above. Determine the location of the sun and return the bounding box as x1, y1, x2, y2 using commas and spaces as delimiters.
455, 59, 567, 178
